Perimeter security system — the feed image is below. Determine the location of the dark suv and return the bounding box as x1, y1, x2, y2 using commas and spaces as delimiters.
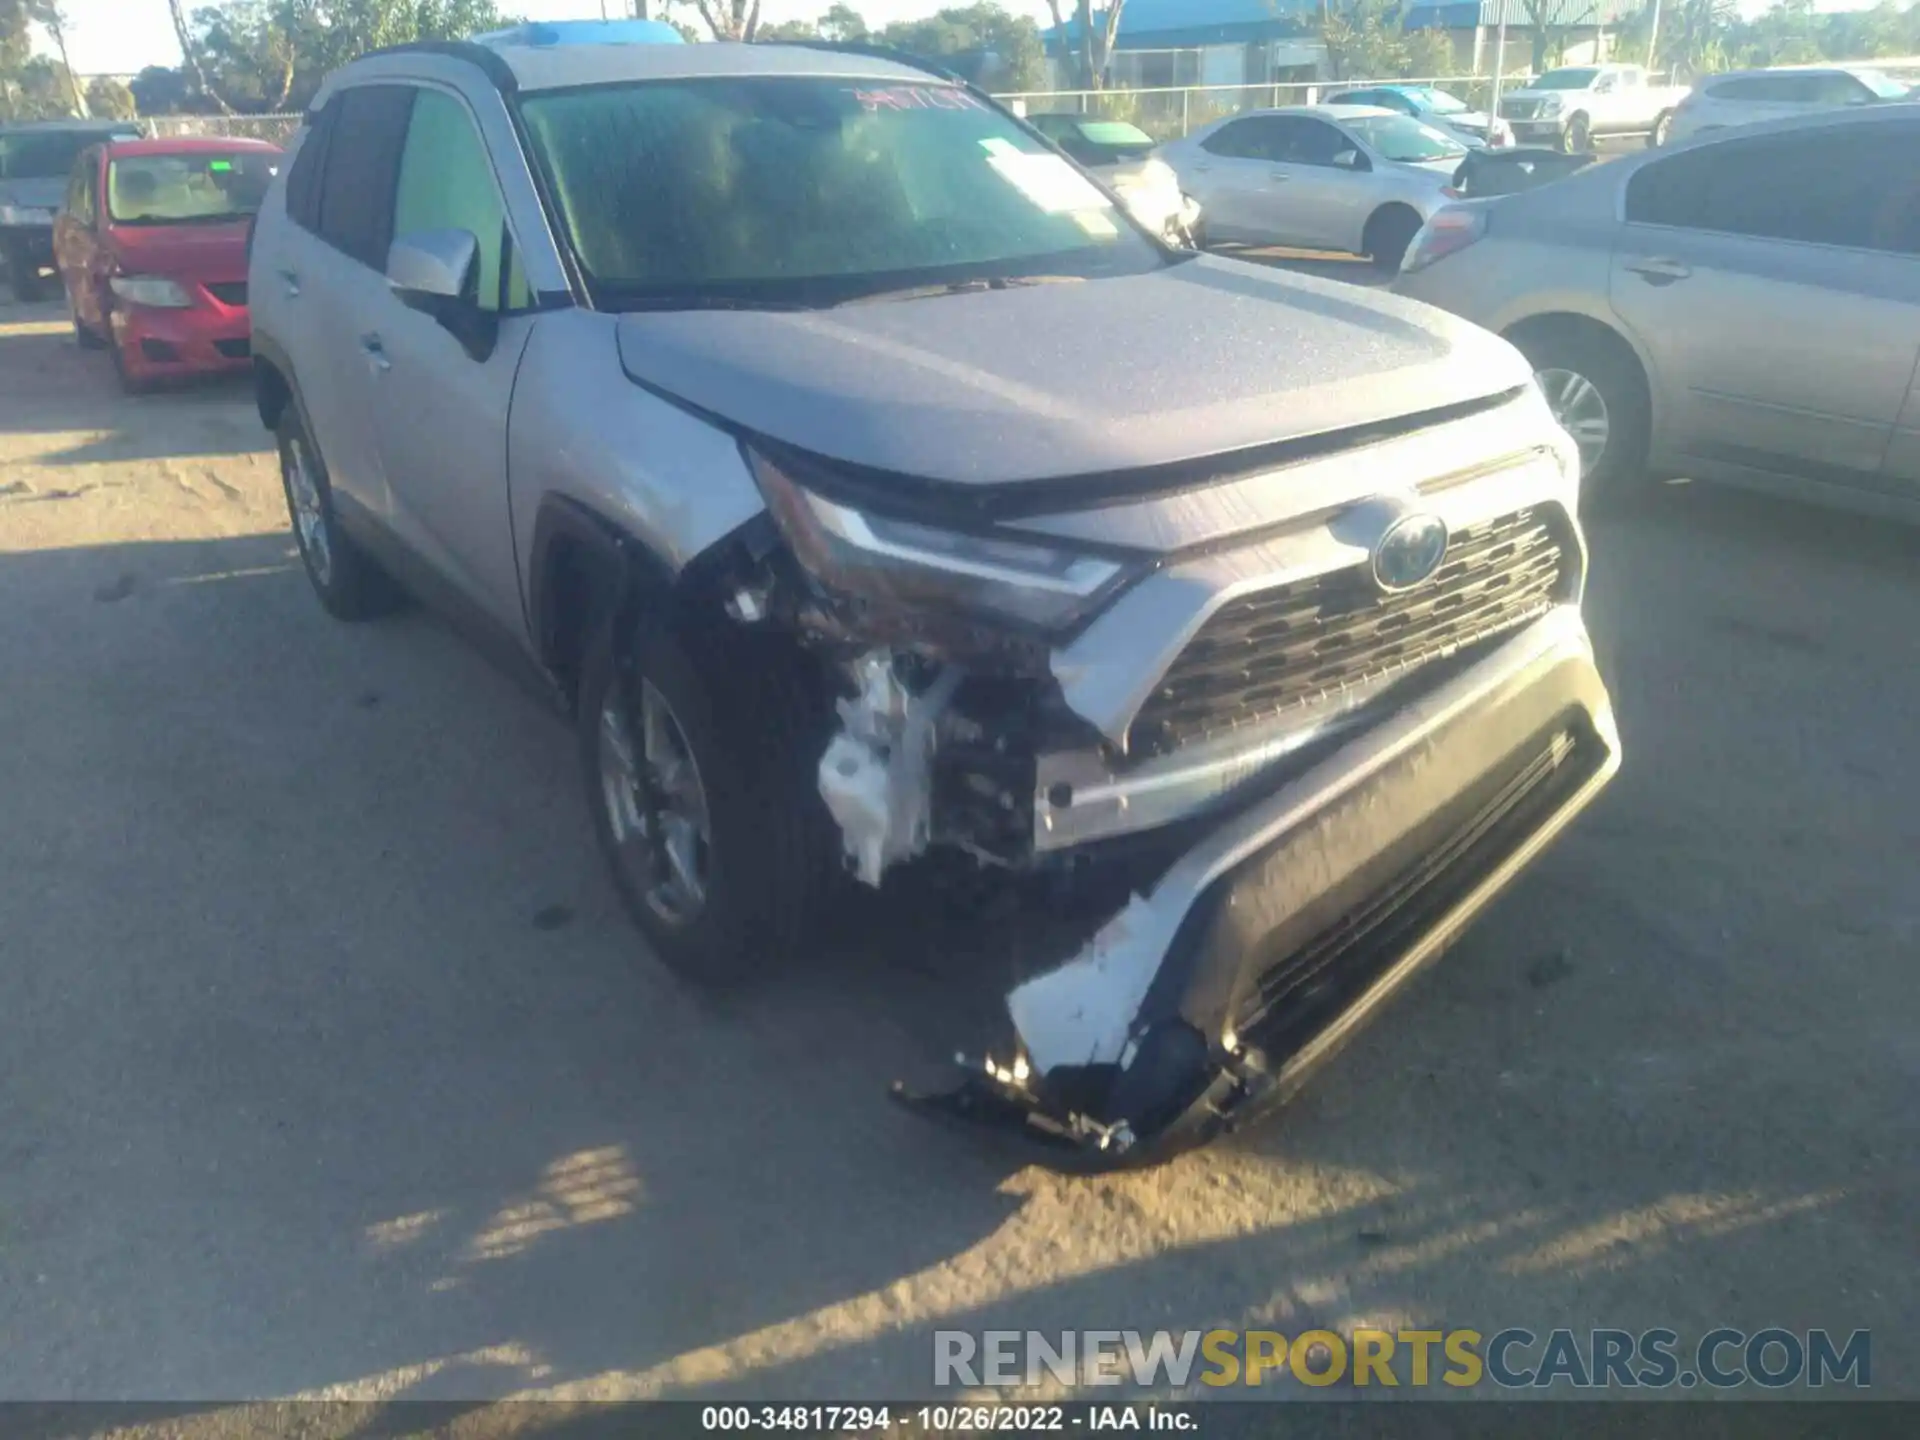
0, 119, 142, 300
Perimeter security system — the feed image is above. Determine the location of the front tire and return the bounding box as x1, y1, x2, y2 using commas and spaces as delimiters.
1649, 110, 1674, 148
276, 407, 402, 621
579, 613, 838, 985
1511, 326, 1651, 508
1562, 113, 1591, 154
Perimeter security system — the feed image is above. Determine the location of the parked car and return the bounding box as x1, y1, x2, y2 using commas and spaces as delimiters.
1497, 64, 1690, 151
1025, 114, 1202, 242
1396, 105, 1920, 520
0, 118, 143, 301
1159, 105, 1469, 271
1324, 83, 1513, 149
1450, 145, 1596, 199
1665, 65, 1910, 145
53, 136, 280, 391
250, 36, 1617, 1165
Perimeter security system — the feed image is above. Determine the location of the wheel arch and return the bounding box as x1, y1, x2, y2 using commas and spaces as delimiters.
251, 333, 300, 434
1363, 200, 1424, 251
1500, 310, 1660, 439
527, 495, 776, 714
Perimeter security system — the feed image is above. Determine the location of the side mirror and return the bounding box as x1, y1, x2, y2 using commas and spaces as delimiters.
1333, 149, 1365, 170
387, 228, 496, 361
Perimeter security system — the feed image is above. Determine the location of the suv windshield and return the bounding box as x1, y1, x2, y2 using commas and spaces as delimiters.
0, 130, 96, 180
1345, 114, 1467, 163
518, 77, 1168, 309
107, 151, 277, 225
1407, 87, 1467, 114
1533, 68, 1601, 90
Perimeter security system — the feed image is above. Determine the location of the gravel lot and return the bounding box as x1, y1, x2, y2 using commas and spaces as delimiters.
2, 287, 1916, 1407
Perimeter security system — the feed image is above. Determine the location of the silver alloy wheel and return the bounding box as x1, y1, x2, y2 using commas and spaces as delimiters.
599, 677, 712, 927
284, 435, 332, 586
1537, 366, 1611, 477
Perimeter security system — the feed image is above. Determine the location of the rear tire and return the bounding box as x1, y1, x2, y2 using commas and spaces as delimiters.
1364, 206, 1423, 275
579, 611, 838, 985
276, 406, 403, 621
1510, 324, 1651, 510
6, 241, 45, 302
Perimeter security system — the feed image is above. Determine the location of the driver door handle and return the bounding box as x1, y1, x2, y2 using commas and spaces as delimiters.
1268, 171, 1292, 182
359, 332, 391, 373
277, 267, 301, 298
1627, 256, 1692, 284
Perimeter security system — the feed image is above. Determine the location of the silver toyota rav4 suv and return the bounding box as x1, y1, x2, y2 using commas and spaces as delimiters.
249, 30, 1619, 1165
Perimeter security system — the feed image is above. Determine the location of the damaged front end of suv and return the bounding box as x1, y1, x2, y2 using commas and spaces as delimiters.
708, 380, 1619, 1173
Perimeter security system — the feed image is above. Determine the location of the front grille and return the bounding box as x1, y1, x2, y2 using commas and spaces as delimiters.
206, 281, 248, 306
1501, 98, 1543, 120
214, 338, 251, 359
1129, 508, 1569, 757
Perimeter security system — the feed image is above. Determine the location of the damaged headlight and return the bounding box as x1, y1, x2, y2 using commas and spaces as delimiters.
748, 447, 1130, 632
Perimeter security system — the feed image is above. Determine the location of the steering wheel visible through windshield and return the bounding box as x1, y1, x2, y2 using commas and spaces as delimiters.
1343, 114, 1468, 164
517, 77, 1170, 310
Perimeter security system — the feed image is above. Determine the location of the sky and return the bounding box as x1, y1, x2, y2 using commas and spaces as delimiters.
38, 0, 1889, 79
45, 1, 1053, 78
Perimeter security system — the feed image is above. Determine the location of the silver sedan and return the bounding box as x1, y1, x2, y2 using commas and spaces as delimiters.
1158, 105, 1469, 271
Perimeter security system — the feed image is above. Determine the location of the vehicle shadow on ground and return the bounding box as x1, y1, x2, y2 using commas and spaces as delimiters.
0, 304, 262, 468
1, 483, 1914, 1405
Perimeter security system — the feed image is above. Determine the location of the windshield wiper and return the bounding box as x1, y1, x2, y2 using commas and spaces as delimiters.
614, 293, 823, 314
833, 275, 1087, 307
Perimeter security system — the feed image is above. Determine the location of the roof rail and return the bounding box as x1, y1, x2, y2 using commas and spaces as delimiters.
762, 38, 970, 88
353, 38, 521, 95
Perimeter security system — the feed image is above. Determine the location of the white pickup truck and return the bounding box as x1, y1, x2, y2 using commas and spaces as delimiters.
1498, 64, 1691, 150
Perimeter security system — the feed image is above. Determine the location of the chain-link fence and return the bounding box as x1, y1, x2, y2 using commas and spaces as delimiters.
142, 114, 305, 145
991, 75, 1536, 142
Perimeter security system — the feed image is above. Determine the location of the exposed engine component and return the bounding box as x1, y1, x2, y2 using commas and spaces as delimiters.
817, 651, 963, 887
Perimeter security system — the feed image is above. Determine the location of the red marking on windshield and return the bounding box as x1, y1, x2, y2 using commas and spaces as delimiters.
848, 86, 984, 113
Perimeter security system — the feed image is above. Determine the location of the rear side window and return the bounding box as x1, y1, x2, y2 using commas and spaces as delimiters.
1201, 117, 1282, 160
1625, 121, 1920, 254
1706, 75, 1798, 102
284, 104, 335, 232
314, 84, 416, 269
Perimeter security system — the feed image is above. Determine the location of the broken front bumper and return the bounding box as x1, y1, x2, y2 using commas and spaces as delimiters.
896, 607, 1619, 1170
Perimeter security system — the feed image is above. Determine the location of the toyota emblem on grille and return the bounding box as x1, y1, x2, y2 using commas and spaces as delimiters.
1371, 512, 1449, 592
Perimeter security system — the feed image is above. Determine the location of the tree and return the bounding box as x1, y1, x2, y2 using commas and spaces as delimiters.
130, 63, 197, 114
86, 74, 138, 117
686, 0, 760, 39
1515, 0, 1601, 71
879, 4, 1047, 91
31, 1, 85, 114
1042, 0, 1127, 90
1406, 23, 1456, 78
1318, 0, 1410, 80
818, 2, 867, 41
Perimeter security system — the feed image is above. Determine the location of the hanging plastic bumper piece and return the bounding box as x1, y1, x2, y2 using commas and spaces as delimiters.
892, 608, 1620, 1172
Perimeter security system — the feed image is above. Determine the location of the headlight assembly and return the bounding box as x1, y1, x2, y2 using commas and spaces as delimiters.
109, 275, 195, 308
747, 447, 1131, 633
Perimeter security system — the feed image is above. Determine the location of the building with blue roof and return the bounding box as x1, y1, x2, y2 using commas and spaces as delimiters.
1041, 0, 1642, 91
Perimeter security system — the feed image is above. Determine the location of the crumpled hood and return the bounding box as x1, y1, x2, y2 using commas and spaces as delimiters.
616, 254, 1528, 486
109, 220, 251, 283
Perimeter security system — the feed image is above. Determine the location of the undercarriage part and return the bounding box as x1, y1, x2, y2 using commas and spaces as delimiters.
816, 651, 963, 887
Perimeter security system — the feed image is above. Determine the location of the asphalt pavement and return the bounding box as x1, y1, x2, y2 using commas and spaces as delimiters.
1, 289, 1916, 1408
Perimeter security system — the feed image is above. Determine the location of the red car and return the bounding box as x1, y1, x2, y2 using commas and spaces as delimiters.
53, 136, 280, 391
